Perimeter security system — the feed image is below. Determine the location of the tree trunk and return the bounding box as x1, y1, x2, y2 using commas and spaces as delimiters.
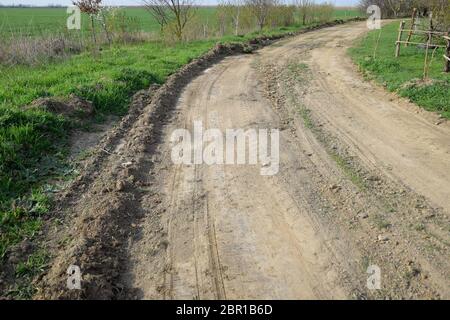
90, 15, 97, 45
235, 10, 240, 36
101, 12, 112, 45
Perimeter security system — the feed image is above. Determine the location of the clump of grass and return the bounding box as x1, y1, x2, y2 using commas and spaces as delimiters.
414, 223, 426, 232
0, 188, 51, 259
331, 154, 366, 190
3, 249, 49, 299
7, 282, 37, 299
361, 255, 371, 270
371, 213, 391, 230
15, 250, 49, 278
298, 107, 314, 129
0, 107, 67, 259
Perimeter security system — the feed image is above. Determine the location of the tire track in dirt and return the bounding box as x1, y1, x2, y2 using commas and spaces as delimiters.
255, 22, 450, 298
125, 22, 449, 299
159, 65, 231, 299
126, 53, 355, 299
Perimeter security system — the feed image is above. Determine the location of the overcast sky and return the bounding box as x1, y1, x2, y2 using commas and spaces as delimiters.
0, 0, 359, 7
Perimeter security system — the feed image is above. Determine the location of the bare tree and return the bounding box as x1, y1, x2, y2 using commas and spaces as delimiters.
386, 0, 406, 17
142, 0, 196, 40
219, 0, 243, 36
73, 0, 102, 44
358, 0, 449, 29
245, 0, 274, 31
358, 0, 392, 18
295, 0, 313, 25
229, 0, 243, 36
99, 6, 113, 45
217, 1, 229, 36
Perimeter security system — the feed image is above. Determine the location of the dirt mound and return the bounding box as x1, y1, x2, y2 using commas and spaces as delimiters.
27, 95, 94, 118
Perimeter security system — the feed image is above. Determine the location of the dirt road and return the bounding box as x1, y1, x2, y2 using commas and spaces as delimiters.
38, 21, 450, 299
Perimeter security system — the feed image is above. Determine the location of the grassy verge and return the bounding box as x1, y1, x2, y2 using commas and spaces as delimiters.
0, 40, 216, 263
348, 21, 450, 118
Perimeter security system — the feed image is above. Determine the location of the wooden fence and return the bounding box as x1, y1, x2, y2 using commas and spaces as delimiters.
444, 35, 450, 72
395, 20, 450, 74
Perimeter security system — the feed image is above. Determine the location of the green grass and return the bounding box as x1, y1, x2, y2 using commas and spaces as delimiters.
329, 152, 367, 190
0, 7, 218, 37
0, 6, 359, 38
8, 249, 49, 298
0, 39, 215, 260
15, 250, 49, 277
349, 21, 450, 118
0, 41, 214, 113
371, 213, 391, 230
333, 8, 362, 20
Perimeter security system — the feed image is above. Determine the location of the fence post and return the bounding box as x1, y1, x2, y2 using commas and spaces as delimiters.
444, 31, 450, 73
423, 30, 432, 79
395, 21, 405, 58
405, 8, 417, 47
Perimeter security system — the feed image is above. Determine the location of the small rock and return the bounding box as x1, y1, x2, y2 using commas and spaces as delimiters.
415, 203, 425, 209
121, 161, 133, 168
116, 180, 126, 191
425, 213, 435, 219
357, 212, 369, 219
329, 184, 341, 192
377, 234, 389, 242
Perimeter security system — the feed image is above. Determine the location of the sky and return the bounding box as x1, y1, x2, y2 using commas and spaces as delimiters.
0, 0, 359, 7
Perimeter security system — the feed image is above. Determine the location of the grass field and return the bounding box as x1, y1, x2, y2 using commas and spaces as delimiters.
0, 6, 361, 38
0, 7, 218, 37
349, 21, 450, 118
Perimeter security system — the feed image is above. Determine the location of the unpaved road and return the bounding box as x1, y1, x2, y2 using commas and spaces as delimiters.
37, 21, 450, 299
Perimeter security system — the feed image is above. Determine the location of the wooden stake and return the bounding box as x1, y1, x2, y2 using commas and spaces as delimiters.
444, 32, 450, 73
395, 40, 445, 48
405, 8, 417, 47
423, 31, 431, 79
373, 29, 382, 59
395, 21, 405, 58
428, 12, 434, 43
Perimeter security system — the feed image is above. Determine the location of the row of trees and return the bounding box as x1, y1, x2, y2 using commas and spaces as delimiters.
143, 0, 335, 41
358, 0, 449, 30
296, 0, 334, 26
72, 0, 143, 45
